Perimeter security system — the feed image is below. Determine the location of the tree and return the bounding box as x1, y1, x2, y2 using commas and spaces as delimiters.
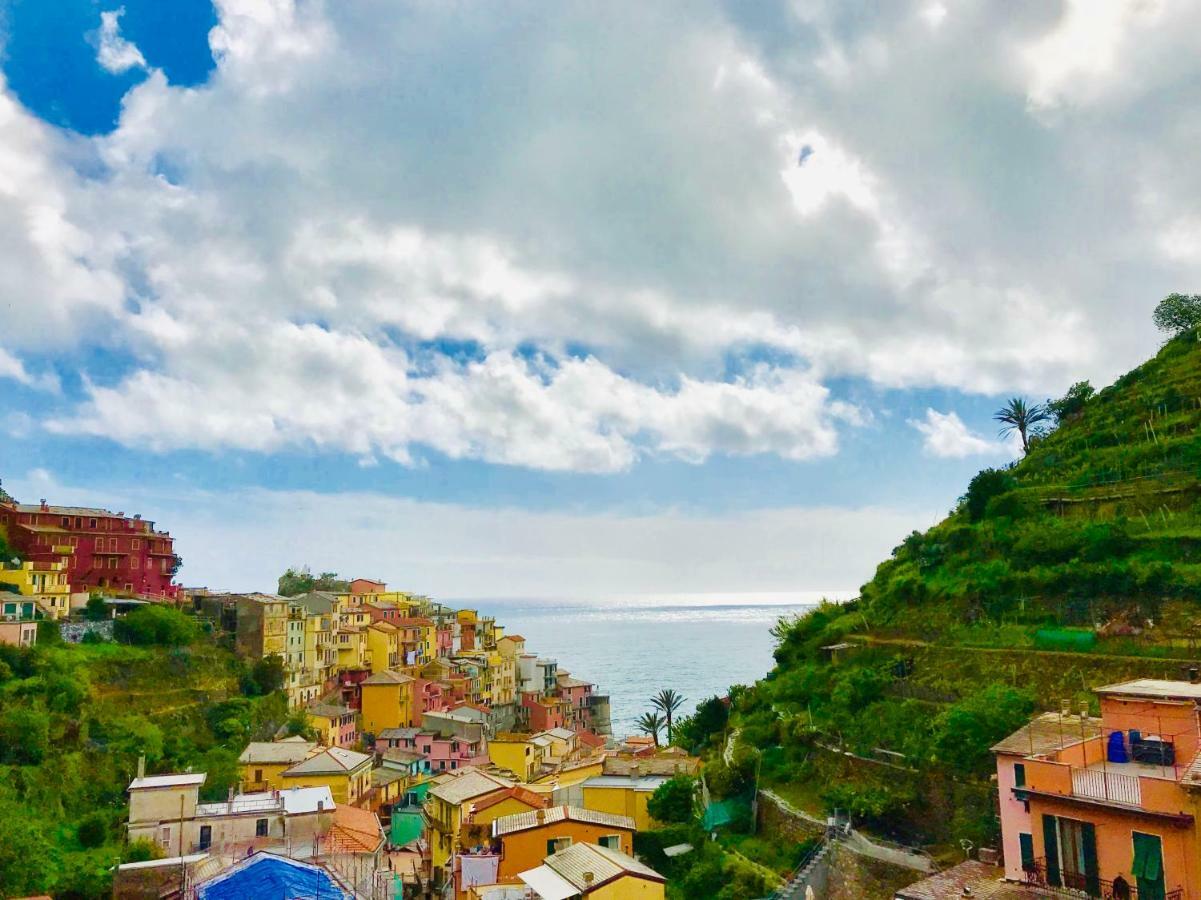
993, 397, 1049, 454
934, 684, 1035, 776
636, 711, 665, 747
647, 775, 696, 824
76, 811, 111, 849
962, 467, 1018, 522
278, 566, 349, 597
1152, 292, 1201, 338
651, 688, 685, 744
84, 593, 109, 621
0, 806, 50, 895
242, 654, 286, 696
1047, 380, 1095, 425
284, 708, 317, 740
0, 707, 50, 765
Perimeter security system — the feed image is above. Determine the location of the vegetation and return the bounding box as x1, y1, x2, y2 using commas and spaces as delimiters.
0, 619, 293, 895
637, 710, 665, 746
277, 566, 349, 597
647, 775, 696, 824
993, 396, 1048, 454
687, 310, 1201, 862
651, 688, 685, 744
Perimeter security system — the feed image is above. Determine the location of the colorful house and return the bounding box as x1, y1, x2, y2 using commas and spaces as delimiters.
0, 619, 37, 647
516, 842, 665, 899
280, 747, 374, 806
490, 806, 636, 884
488, 734, 546, 783
0, 559, 73, 619
308, 702, 359, 749
360, 670, 416, 734
238, 739, 319, 792
235, 594, 290, 660
366, 621, 400, 673
580, 774, 671, 832
0, 498, 180, 599
426, 770, 514, 876
994, 679, 1201, 899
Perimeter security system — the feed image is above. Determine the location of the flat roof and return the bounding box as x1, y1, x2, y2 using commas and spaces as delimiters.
1095, 679, 1201, 701
129, 773, 206, 791
491, 805, 633, 837
991, 712, 1103, 756
581, 775, 669, 792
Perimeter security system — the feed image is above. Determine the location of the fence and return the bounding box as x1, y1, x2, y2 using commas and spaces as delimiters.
1071, 768, 1142, 806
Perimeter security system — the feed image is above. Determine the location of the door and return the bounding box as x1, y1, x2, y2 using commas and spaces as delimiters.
1132, 832, 1165, 900
1052, 816, 1099, 896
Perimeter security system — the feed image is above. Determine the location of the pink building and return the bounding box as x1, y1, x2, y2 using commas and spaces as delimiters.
379, 728, 485, 773
556, 672, 594, 732
416, 678, 449, 721
522, 692, 567, 732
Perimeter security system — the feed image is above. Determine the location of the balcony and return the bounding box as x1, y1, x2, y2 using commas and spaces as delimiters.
1071, 768, 1141, 806
1022, 858, 1182, 899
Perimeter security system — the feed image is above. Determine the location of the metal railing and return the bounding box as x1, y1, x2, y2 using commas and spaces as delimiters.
1071, 767, 1142, 806
1023, 857, 1183, 900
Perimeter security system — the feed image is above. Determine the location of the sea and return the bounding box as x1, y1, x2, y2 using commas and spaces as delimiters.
465, 593, 836, 738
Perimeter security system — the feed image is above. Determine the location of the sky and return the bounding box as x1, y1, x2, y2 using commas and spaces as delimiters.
2, 0, 1199, 598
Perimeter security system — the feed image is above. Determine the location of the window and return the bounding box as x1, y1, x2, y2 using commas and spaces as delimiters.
1132, 832, 1165, 899
1019, 833, 1035, 871
1013, 763, 1026, 788
255, 818, 269, 837
132, 538, 141, 549
547, 838, 572, 855
132, 557, 139, 569
599, 835, 621, 850
61, 516, 69, 528
255, 768, 263, 782
89, 518, 97, 529
74, 517, 81, 528
108, 558, 117, 569
199, 825, 212, 850
160, 826, 172, 848
1043, 815, 1097, 894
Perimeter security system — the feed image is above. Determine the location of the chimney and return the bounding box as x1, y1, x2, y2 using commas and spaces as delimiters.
227, 785, 236, 802
583, 872, 594, 886
629, 762, 639, 779
136, 755, 146, 780
1190, 666, 1199, 684
536, 808, 545, 825
39, 499, 48, 511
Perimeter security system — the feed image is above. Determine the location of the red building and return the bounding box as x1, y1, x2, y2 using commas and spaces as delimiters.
0, 498, 180, 599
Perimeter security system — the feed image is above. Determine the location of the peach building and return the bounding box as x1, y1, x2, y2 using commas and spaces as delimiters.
994, 679, 1201, 900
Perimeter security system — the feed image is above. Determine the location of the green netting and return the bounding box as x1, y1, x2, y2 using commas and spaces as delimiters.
702, 797, 742, 830
391, 811, 424, 846
1034, 629, 1096, 651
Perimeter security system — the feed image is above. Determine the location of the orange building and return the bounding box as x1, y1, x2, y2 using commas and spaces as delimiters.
995, 679, 1201, 899
489, 806, 636, 884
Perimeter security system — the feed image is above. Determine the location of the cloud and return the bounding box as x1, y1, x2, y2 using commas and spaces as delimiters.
0, 347, 59, 393
4, 0, 1201, 470
3, 469, 937, 596
908, 408, 1007, 459
95, 8, 147, 74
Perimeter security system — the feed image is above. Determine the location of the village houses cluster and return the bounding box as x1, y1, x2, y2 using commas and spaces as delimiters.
0, 492, 685, 898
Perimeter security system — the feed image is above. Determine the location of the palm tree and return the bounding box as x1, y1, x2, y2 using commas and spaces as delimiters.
994, 397, 1049, 454
637, 711, 665, 747
651, 689, 685, 744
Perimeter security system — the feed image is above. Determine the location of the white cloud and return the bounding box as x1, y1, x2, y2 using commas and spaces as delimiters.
3, 0, 1201, 469
4, 469, 937, 597
0, 348, 59, 393
908, 408, 1007, 459
95, 8, 147, 74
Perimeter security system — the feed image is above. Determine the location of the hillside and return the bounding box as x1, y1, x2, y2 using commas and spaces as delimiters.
689, 331, 1201, 869
0, 610, 294, 897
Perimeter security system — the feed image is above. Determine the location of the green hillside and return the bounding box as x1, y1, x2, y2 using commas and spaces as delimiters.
690, 330, 1201, 866
0, 609, 297, 898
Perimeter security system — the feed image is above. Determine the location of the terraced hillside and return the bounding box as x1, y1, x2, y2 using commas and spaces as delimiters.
692, 331, 1201, 866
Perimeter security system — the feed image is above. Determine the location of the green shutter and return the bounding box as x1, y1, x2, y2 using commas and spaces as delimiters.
1081, 821, 1099, 897
1133, 832, 1165, 900
1042, 815, 1061, 887
1014, 763, 1026, 787
1019, 833, 1034, 869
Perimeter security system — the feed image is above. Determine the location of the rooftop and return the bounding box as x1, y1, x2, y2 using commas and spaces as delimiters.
1095, 678, 1201, 701
895, 860, 1042, 899
492, 805, 634, 837
282, 746, 371, 775
428, 770, 512, 805
238, 741, 319, 765
128, 773, 207, 791
991, 712, 1103, 756
580, 774, 670, 792
543, 842, 663, 891
379, 727, 422, 739
363, 670, 414, 685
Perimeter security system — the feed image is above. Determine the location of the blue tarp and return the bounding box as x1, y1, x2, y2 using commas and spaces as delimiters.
197, 854, 352, 899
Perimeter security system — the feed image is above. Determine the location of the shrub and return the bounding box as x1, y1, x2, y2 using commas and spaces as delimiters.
648, 776, 696, 824
963, 468, 1017, 522
114, 605, 197, 647
77, 811, 111, 849
934, 684, 1034, 776
0, 707, 50, 765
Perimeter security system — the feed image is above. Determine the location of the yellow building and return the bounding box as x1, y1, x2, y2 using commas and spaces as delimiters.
336, 628, 368, 669
238, 739, 320, 792
426, 769, 513, 872
366, 621, 400, 673
517, 842, 665, 899
0, 560, 72, 619
580, 774, 671, 832
360, 670, 416, 733
488, 734, 546, 782
307, 702, 358, 749
280, 746, 373, 806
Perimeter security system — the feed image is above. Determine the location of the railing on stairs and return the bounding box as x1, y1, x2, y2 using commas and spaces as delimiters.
765, 836, 828, 900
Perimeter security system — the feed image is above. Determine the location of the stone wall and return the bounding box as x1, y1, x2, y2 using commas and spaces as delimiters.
757, 792, 825, 843
59, 619, 114, 643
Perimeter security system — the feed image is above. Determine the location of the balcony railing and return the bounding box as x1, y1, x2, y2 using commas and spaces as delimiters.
1023, 858, 1182, 900
1072, 767, 1142, 806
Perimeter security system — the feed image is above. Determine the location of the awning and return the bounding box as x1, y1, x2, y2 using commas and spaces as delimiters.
518, 865, 579, 900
